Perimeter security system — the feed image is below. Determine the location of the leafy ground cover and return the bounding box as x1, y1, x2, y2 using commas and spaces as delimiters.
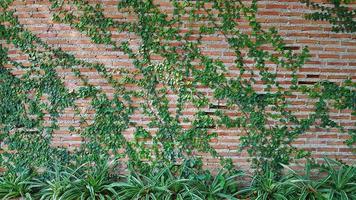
0, 158, 355, 200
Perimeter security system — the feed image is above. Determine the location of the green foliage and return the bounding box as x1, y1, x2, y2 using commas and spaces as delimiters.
0, 158, 355, 200
30, 164, 72, 200
238, 165, 295, 200
0, 0, 355, 176
238, 159, 356, 200
114, 166, 242, 200
113, 165, 198, 200
301, 0, 356, 33
300, 80, 356, 147
26, 160, 119, 200
319, 159, 356, 200
0, 168, 33, 199
194, 169, 242, 200
282, 162, 328, 200
0, 161, 244, 200
60, 161, 118, 200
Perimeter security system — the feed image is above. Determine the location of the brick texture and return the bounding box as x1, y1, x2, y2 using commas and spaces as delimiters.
1, 0, 355, 171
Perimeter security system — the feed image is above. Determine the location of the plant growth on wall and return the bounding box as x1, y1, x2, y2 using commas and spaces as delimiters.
301, 0, 356, 33
0, 0, 355, 176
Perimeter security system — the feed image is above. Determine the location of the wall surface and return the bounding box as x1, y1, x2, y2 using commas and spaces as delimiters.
1, 0, 355, 171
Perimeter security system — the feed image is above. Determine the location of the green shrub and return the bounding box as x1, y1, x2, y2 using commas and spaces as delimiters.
282, 161, 328, 200
59, 161, 118, 200
236, 159, 356, 200
0, 168, 33, 199
0, 158, 354, 200
111, 163, 243, 200
194, 169, 242, 200
282, 158, 356, 200
112, 164, 199, 200
238, 165, 295, 200
320, 159, 356, 200
29, 164, 75, 200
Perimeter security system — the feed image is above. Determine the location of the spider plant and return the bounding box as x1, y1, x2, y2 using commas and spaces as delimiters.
60, 160, 118, 200
112, 164, 199, 200
0, 168, 33, 199
282, 161, 328, 200
195, 169, 242, 200
238, 165, 294, 200
320, 158, 356, 200
29, 163, 73, 200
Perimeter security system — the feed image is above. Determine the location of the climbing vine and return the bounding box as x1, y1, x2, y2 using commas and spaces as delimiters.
301, 0, 356, 33
0, 0, 355, 174
301, 0, 356, 148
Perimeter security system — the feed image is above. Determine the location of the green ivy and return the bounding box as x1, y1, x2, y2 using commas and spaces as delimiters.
0, 0, 354, 174
301, 0, 356, 33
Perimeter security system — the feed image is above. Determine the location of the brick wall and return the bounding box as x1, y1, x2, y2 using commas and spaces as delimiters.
1, 0, 355, 171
